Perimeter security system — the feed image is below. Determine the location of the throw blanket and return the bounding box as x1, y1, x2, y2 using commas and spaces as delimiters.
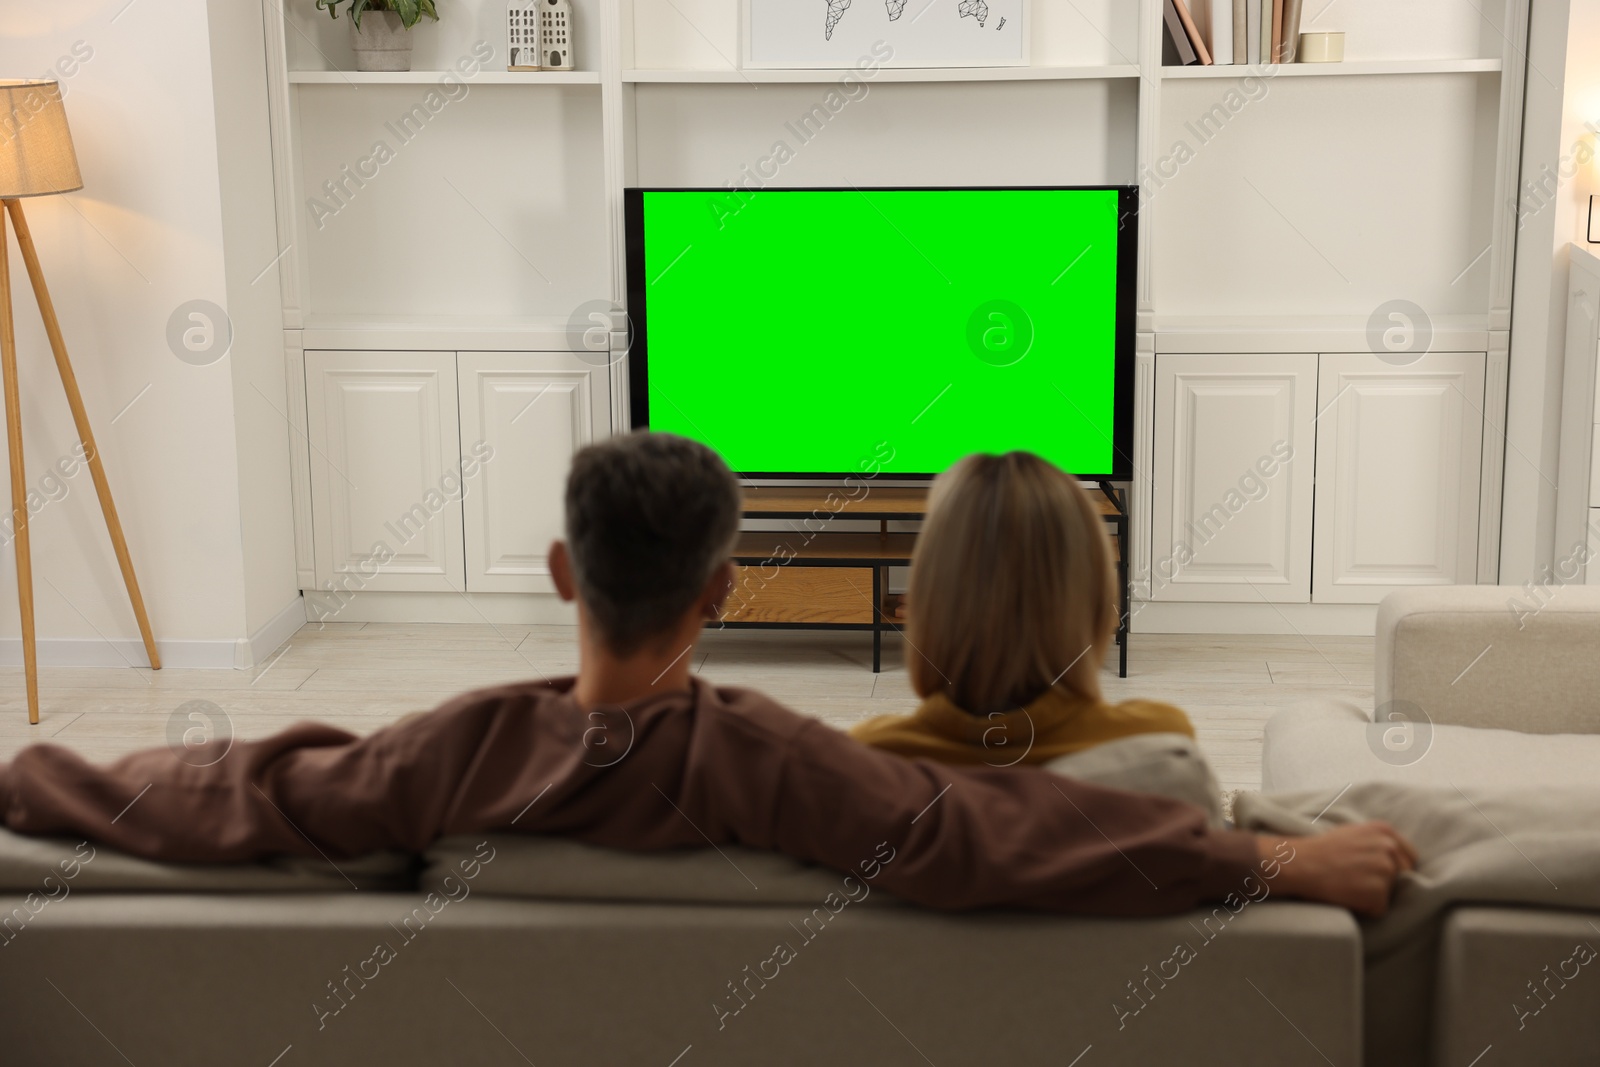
1237, 783, 1600, 1067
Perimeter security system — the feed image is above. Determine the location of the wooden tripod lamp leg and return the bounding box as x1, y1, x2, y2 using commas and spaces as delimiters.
4, 199, 160, 672
0, 207, 39, 723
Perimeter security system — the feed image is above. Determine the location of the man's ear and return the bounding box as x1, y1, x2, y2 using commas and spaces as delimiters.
700, 560, 737, 620
550, 541, 577, 602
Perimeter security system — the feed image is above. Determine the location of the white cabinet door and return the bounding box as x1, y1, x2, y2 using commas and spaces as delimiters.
1151, 354, 1317, 602
305, 351, 465, 593
1312, 351, 1486, 603
457, 352, 610, 593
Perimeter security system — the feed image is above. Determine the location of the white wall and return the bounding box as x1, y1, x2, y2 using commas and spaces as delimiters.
633, 81, 1137, 188
1153, 73, 1499, 319
0, 0, 298, 666
295, 85, 610, 322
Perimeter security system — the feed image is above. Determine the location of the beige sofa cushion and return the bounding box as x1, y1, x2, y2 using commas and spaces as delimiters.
1436, 907, 1600, 1066
0, 828, 412, 893
1378, 585, 1600, 734
1261, 699, 1600, 793
0, 893, 1362, 1067
424, 834, 898, 906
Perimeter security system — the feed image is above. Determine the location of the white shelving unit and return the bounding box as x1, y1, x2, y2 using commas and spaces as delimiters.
622, 65, 1143, 83
286, 70, 603, 84
1158, 57, 1503, 78
258, 0, 1530, 630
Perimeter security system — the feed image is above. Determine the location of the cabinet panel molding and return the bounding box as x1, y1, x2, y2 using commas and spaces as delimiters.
1150, 354, 1317, 603
305, 351, 465, 596
1312, 351, 1486, 603
458, 352, 610, 594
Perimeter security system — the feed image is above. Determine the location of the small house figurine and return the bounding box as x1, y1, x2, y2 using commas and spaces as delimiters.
508, 4, 541, 70
539, 0, 574, 70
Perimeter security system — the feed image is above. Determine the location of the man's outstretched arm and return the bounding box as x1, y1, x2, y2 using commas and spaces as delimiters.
0, 695, 509, 862
707, 709, 1414, 918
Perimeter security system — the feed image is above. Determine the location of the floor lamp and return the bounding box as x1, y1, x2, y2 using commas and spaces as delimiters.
0, 79, 160, 724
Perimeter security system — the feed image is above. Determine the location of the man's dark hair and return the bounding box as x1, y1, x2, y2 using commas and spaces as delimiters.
564, 432, 741, 654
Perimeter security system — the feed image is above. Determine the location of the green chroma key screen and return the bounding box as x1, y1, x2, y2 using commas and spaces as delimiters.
623, 186, 1135, 479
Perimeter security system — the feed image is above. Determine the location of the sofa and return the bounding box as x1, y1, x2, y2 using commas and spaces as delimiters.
1262, 584, 1600, 1067
0, 737, 1363, 1066
18, 582, 1592, 1067
0, 835, 1363, 1065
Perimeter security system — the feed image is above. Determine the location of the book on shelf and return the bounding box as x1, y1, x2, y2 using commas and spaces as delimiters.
1210, 0, 1233, 65
1172, 0, 1213, 64
1163, 0, 1199, 65
1280, 0, 1304, 61
1140, 0, 1328, 71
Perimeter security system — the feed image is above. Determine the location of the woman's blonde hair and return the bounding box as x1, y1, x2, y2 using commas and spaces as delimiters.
907, 452, 1116, 714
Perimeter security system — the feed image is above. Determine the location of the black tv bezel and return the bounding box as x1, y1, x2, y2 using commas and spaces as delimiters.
623, 184, 1138, 482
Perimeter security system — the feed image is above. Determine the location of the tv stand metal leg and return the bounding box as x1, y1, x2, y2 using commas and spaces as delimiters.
872, 565, 882, 673
1098, 479, 1131, 679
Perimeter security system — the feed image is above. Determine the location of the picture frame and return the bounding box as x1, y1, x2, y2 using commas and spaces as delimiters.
742, 0, 1029, 69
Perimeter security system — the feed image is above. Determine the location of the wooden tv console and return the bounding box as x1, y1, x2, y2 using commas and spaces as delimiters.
714, 484, 1130, 676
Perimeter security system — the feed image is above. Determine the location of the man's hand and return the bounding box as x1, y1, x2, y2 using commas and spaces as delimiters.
1257, 822, 1418, 918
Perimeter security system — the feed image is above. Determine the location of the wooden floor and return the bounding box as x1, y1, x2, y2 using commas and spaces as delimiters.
0, 625, 1374, 792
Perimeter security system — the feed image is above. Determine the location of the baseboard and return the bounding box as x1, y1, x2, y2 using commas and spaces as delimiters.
1129, 600, 1380, 636
0, 636, 230, 669
301, 589, 578, 625
0, 595, 307, 670
235, 595, 307, 668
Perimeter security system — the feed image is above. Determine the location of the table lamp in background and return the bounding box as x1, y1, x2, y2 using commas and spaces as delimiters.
0, 79, 160, 724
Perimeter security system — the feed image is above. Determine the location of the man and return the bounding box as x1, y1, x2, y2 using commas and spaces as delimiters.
0, 433, 1414, 916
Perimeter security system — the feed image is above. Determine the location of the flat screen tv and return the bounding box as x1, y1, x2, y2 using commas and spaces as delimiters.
624, 186, 1136, 480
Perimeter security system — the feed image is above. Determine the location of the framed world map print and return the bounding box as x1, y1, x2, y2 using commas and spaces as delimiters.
743, 0, 1029, 68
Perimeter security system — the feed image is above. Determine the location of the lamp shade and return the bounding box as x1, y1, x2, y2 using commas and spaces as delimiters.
0, 80, 82, 198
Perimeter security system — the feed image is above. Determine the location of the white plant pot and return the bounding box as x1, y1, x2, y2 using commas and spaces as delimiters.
350, 10, 413, 72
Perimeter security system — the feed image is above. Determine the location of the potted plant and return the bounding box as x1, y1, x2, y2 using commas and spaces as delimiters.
316, 0, 440, 72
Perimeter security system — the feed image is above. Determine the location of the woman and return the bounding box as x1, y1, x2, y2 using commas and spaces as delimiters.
851, 451, 1192, 766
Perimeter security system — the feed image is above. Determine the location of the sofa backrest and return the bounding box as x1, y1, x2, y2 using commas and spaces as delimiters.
1377, 585, 1600, 734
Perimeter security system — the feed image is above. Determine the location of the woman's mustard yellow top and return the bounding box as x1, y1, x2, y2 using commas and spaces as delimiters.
848, 686, 1195, 766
